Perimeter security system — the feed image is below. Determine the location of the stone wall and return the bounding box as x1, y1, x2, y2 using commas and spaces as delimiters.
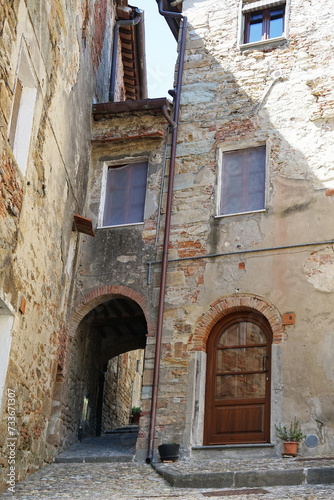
0, 0, 116, 489
69, 0, 334, 461
1, 0, 333, 483
102, 349, 144, 431
143, 0, 334, 458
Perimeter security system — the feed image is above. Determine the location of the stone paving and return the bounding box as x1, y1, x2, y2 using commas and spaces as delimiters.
1, 462, 334, 500
54, 427, 138, 463
1, 429, 334, 499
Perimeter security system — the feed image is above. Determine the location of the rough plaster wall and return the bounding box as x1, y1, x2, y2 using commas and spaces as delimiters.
0, 0, 115, 488
138, 0, 334, 457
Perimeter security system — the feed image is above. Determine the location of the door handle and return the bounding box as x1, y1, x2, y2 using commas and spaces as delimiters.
262, 356, 268, 372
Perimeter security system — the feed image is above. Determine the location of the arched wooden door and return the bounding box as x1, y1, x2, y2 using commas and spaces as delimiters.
204, 312, 272, 445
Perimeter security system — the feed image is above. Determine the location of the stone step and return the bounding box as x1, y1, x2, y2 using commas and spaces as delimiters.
55, 454, 134, 464
153, 458, 334, 489
105, 425, 139, 435
191, 443, 276, 460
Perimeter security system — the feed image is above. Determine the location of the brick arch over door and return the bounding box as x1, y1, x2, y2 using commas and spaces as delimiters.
68, 285, 155, 338
189, 293, 285, 352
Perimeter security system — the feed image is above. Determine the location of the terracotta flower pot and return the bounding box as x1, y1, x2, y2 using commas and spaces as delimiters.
283, 441, 299, 456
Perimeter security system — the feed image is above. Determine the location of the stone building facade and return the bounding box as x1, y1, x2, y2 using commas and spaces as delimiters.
0, 0, 148, 489
142, 0, 334, 460
1, 0, 334, 490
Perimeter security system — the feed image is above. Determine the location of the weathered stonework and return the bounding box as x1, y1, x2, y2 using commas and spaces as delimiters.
1, 0, 334, 490
0, 0, 117, 489
144, 0, 334, 459
102, 350, 144, 431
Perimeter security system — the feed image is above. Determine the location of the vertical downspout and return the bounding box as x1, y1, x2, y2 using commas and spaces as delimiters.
135, 10, 148, 100
146, 2, 187, 464
109, 9, 143, 102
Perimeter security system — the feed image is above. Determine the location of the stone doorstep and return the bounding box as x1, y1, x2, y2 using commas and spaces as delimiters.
55, 455, 134, 464
191, 444, 276, 460
152, 463, 334, 489
105, 425, 139, 435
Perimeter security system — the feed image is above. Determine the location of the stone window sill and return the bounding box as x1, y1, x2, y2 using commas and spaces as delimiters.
214, 209, 266, 219
97, 222, 144, 230
239, 36, 287, 51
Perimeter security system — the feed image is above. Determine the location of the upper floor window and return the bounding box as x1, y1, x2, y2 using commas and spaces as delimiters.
9, 44, 37, 175
242, 1, 286, 46
219, 146, 266, 217
100, 162, 148, 227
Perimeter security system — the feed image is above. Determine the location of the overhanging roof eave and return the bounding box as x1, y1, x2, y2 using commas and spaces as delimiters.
92, 97, 172, 118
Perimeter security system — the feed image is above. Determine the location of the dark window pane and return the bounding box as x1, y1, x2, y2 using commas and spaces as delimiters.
103, 162, 148, 226
250, 12, 263, 22
270, 7, 284, 20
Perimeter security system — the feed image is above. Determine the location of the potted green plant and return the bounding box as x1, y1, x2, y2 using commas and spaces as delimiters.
131, 406, 141, 424
275, 418, 305, 456
158, 443, 180, 462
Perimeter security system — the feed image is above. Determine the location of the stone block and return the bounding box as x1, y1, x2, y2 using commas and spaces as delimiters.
155, 467, 234, 488
180, 82, 217, 105
307, 467, 334, 484
234, 469, 305, 488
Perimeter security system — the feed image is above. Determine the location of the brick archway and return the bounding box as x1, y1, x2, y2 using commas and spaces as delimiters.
69, 285, 154, 337
49, 285, 153, 447
189, 293, 284, 352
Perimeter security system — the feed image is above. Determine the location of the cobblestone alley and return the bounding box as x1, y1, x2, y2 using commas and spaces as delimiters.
1, 461, 334, 500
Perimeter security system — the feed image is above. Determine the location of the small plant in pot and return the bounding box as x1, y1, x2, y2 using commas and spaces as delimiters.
131, 406, 141, 424
275, 417, 305, 456
158, 442, 180, 462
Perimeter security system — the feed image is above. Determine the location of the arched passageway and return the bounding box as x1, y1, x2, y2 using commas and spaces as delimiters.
49, 295, 148, 451
76, 296, 147, 439
83, 297, 147, 437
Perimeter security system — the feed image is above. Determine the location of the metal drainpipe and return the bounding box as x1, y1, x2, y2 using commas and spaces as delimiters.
136, 9, 148, 100
109, 9, 143, 102
146, 1, 187, 464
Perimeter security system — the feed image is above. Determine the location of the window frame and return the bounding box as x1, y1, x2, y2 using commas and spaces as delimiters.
239, 0, 288, 50
216, 144, 269, 218
0, 298, 14, 413
244, 5, 285, 44
98, 158, 149, 229
8, 42, 38, 175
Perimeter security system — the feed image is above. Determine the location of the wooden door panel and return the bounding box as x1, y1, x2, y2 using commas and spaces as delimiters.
208, 404, 266, 445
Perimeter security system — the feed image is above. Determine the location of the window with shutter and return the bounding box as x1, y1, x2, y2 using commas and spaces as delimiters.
220, 146, 266, 216
101, 162, 148, 227
9, 46, 37, 175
